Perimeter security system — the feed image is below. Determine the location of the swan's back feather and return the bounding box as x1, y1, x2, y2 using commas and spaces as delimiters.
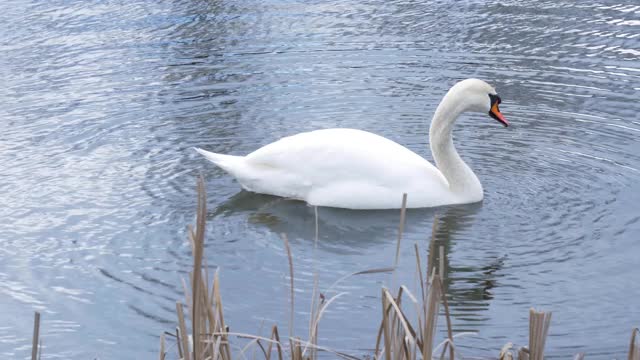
196, 129, 454, 208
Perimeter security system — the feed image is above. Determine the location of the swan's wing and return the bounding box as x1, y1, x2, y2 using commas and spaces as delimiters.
245, 128, 447, 189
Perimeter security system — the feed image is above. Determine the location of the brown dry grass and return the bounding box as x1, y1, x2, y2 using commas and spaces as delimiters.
630, 328, 640, 360
154, 177, 638, 360
27, 176, 636, 360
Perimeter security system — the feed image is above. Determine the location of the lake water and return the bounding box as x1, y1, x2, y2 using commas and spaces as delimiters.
1, 0, 639, 358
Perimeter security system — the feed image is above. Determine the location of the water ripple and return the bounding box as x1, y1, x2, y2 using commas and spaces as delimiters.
1, 0, 639, 358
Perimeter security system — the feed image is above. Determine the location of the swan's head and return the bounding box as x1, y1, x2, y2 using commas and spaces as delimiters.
453, 78, 509, 127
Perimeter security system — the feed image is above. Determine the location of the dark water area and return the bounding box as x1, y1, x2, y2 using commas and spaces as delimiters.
1, 0, 639, 358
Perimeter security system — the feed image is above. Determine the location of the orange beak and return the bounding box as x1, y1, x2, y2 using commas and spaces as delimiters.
489, 102, 509, 127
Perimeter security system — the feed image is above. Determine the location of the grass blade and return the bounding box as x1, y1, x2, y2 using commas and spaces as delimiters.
629, 328, 640, 360
303, 292, 349, 357
427, 216, 439, 281
176, 302, 191, 360
31, 311, 40, 360
383, 288, 416, 346
381, 288, 392, 360
499, 342, 513, 360
528, 308, 552, 360
438, 246, 454, 360
159, 333, 166, 360
191, 175, 207, 358
422, 274, 442, 360
325, 267, 395, 296
281, 233, 294, 340
394, 193, 408, 269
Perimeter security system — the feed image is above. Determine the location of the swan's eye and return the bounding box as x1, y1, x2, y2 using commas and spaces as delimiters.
489, 94, 501, 105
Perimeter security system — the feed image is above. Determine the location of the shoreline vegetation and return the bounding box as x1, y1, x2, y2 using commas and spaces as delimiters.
28, 177, 639, 360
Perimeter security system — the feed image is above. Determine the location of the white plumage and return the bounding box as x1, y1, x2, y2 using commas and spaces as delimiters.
195, 79, 508, 209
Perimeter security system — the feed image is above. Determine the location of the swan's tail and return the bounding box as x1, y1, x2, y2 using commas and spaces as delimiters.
194, 147, 244, 175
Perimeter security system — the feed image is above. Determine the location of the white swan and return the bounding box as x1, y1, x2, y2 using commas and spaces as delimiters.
195, 78, 508, 209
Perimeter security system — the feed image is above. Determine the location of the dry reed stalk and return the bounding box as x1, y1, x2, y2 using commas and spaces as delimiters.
437, 247, 444, 283
394, 193, 408, 268
165, 175, 631, 360
381, 288, 406, 360
176, 302, 191, 360
290, 338, 303, 360
188, 176, 233, 360
436, 245, 454, 360
383, 288, 416, 347
630, 328, 640, 360
414, 243, 426, 344
440, 290, 453, 359
303, 291, 348, 358
281, 233, 295, 341
160, 333, 166, 360
309, 205, 319, 360
191, 175, 206, 358
499, 342, 514, 360
211, 336, 222, 360
302, 241, 392, 357
376, 275, 444, 360
414, 244, 426, 306
308, 272, 319, 360
213, 330, 284, 355
422, 274, 443, 360
176, 328, 183, 359
380, 287, 392, 360
386, 195, 411, 360
518, 347, 529, 360
326, 268, 395, 296
214, 270, 232, 360
427, 216, 439, 282
196, 276, 211, 359
265, 325, 284, 360
200, 278, 215, 359
528, 309, 552, 360
180, 277, 193, 328
31, 311, 40, 360
292, 339, 362, 360
421, 218, 444, 360
375, 214, 452, 360
391, 194, 408, 292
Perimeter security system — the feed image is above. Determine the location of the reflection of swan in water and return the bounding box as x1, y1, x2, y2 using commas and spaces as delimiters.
211, 190, 441, 250
427, 206, 506, 329
213, 190, 503, 328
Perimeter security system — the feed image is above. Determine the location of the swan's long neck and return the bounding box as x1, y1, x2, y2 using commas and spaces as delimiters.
429, 90, 483, 198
